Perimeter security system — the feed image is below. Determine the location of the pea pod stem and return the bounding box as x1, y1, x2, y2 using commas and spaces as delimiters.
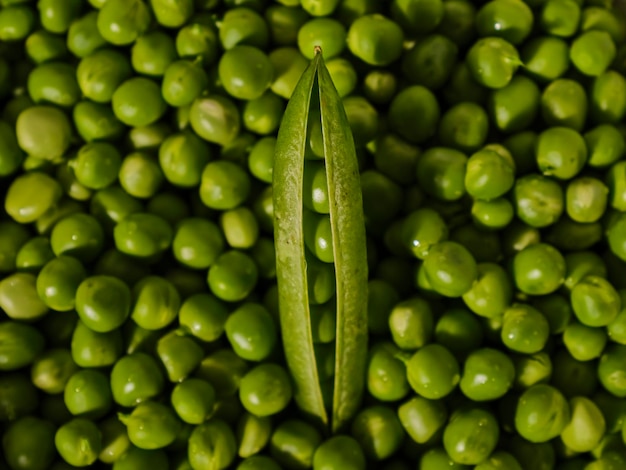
273, 47, 368, 433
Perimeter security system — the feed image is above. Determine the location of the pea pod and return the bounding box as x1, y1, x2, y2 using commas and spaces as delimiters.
273, 46, 368, 433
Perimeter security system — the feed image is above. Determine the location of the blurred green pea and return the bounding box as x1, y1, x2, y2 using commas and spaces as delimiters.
239, 363, 292, 417
188, 420, 237, 470
513, 173, 564, 227
351, 405, 404, 461
96, 0, 151, 45
501, 303, 550, 354
388, 85, 440, 144
2, 416, 56, 470
64, 369, 112, 419
55, 418, 102, 467
270, 419, 322, 469
466, 36, 521, 89
515, 384, 570, 442
225, 302, 277, 362
541, 79, 587, 131
443, 407, 499, 465
571, 275, 621, 327
438, 102, 489, 153
71, 319, 123, 368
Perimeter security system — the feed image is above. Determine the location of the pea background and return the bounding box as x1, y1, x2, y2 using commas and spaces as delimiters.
2, 0, 626, 469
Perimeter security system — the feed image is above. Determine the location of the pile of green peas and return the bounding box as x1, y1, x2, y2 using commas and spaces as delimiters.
3, 0, 626, 468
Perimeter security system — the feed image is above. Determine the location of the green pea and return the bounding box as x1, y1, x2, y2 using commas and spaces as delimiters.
505, 436, 556, 470
502, 303, 550, 354
49, 213, 102, 262
443, 407, 499, 465
190, 95, 241, 146
367, 342, 410, 402
119, 401, 182, 450
388, 85, 440, 144
475, 451, 523, 470
112, 77, 167, 127
98, 416, 130, 468
531, 294, 571, 334
402, 34, 457, 90
130, 31, 177, 77
237, 412, 272, 458
225, 302, 277, 361
110, 352, 164, 407
434, 308, 484, 358
297, 17, 346, 61
350, 405, 404, 461
66, 11, 106, 58
465, 148, 515, 200
25, 29, 67, 64
170, 378, 216, 425
71, 319, 123, 368
218, 46, 274, 101
591, 71, 626, 124
563, 321, 607, 363
146, 192, 190, 226
268, 47, 309, 99
239, 363, 292, 417
89, 187, 141, 232
397, 396, 446, 445
323, 57, 357, 98
69, 142, 121, 190
512, 351, 552, 390
71, 100, 123, 142
55, 418, 102, 467
540, 0, 580, 37
476, 0, 533, 44
96, 0, 151, 46
489, 75, 540, 133
112, 447, 168, 470
0, 5, 35, 40
536, 126, 587, 179
598, 344, 626, 398
0, 272, 45, 321
269, 420, 322, 469
114, 212, 173, 259
363, 69, 397, 105
440, 102, 489, 153
188, 419, 237, 469
467, 37, 521, 89
176, 22, 219, 66
172, 218, 224, 270
586, 124, 625, 169
2, 416, 56, 470
64, 369, 112, 418
515, 383, 570, 442
471, 198, 514, 230
571, 30, 616, 77
346, 14, 404, 66
150, 0, 193, 28
220, 207, 260, 250
0, 373, 38, 421
419, 447, 470, 470
444, 62, 487, 107
463, 262, 512, 317
38, 0, 81, 34
16, 105, 72, 160
237, 456, 282, 470
451, 223, 503, 263
75, 49, 130, 104
594, 390, 626, 434
513, 243, 565, 295
540, 79, 587, 131
570, 275, 621, 327
207, 250, 257, 302
521, 36, 570, 82
35, 255, 85, 312
265, 4, 308, 46
243, 92, 285, 136
415, 147, 467, 201
460, 348, 515, 401
423, 241, 478, 298
565, 177, 608, 223
372, 134, 418, 186
513, 173, 564, 227
343, 96, 379, 147
391, 0, 444, 36
406, 343, 460, 399
608, 304, 626, 345
74, 274, 131, 332
29, 348, 77, 395
0, 120, 25, 177
312, 435, 366, 470
220, 7, 269, 50
387, 297, 434, 350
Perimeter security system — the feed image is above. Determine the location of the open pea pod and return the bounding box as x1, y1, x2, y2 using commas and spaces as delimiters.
273, 47, 368, 433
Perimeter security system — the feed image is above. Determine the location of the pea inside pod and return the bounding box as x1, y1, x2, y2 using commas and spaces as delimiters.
273, 46, 368, 433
